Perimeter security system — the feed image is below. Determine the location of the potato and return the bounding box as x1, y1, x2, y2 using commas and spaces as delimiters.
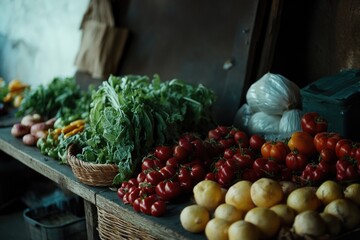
30, 122, 50, 135
320, 212, 343, 236
21, 114, 42, 126
324, 198, 360, 230
22, 134, 38, 146
293, 210, 327, 237
250, 178, 283, 208
193, 180, 223, 211
45, 117, 57, 128
11, 123, 31, 137
180, 205, 210, 233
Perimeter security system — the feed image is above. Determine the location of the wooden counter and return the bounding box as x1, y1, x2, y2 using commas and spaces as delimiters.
0, 127, 204, 240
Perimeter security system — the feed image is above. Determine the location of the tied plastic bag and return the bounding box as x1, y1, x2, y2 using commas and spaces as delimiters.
248, 111, 281, 135
279, 109, 302, 133
246, 72, 301, 115
233, 103, 253, 130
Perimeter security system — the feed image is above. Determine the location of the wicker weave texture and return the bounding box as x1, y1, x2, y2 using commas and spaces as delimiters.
97, 207, 158, 240
67, 144, 118, 187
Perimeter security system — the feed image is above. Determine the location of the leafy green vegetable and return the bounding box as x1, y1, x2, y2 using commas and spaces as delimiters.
16, 77, 92, 120
76, 74, 216, 184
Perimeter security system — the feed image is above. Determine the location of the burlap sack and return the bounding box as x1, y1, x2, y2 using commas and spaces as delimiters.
75, 0, 128, 79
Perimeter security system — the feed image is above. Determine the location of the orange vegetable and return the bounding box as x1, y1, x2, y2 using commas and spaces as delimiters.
288, 131, 317, 157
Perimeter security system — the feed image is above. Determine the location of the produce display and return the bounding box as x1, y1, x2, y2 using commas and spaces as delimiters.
4, 72, 360, 240
0, 78, 29, 114
116, 111, 360, 239
71, 74, 216, 184
16, 77, 92, 123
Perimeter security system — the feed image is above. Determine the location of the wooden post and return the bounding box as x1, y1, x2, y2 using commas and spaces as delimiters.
84, 199, 100, 240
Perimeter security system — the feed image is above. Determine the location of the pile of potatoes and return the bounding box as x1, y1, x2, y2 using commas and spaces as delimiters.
11, 114, 56, 146
180, 178, 360, 240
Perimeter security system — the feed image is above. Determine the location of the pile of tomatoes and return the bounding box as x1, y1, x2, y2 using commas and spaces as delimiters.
117, 111, 360, 217
117, 133, 219, 216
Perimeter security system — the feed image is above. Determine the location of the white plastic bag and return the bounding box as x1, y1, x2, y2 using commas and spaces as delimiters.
233, 103, 253, 131
246, 72, 301, 115
248, 111, 281, 135
279, 109, 302, 133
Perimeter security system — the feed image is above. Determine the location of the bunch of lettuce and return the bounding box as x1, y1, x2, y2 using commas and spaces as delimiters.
74, 74, 216, 184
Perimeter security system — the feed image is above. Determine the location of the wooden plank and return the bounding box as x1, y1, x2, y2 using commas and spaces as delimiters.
84, 199, 101, 240
0, 127, 102, 204
256, 0, 284, 78
96, 191, 204, 240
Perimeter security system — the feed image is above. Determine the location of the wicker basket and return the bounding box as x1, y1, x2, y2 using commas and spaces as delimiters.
67, 144, 119, 187
97, 207, 157, 240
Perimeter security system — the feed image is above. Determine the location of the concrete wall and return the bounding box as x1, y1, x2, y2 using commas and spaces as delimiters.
0, 0, 89, 86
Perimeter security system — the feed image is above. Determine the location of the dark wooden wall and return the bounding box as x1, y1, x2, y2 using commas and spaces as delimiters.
111, 0, 272, 125
271, 0, 360, 88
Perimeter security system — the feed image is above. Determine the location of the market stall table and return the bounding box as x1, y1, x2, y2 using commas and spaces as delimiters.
0, 126, 204, 240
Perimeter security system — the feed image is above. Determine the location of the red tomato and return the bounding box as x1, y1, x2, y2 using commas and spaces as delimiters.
127, 178, 138, 188
285, 151, 308, 171
155, 145, 173, 162
151, 200, 167, 217
253, 157, 280, 178
138, 182, 156, 195
223, 148, 238, 159
177, 167, 192, 184
218, 139, 236, 150
313, 132, 342, 152
117, 187, 126, 200
155, 181, 182, 201
208, 129, 222, 140
216, 126, 230, 136
136, 172, 147, 184
301, 112, 328, 136
301, 163, 326, 183
319, 148, 337, 162
287, 131, 317, 157
217, 164, 235, 186
205, 172, 216, 181
122, 192, 130, 204
159, 165, 177, 179
336, 159, 359, 181
178, 138, 194, 154
190, 164, 206, 184
241, 168, 261, 182
166, 157, 181, 168
173, 145, 188, 163
140, 195, 157, 215
191, 139, 206, 158
335, 139, 360, 160
142, 158, 163, 172
233, 152, 253, 168
146, 171, 165, 185
249, 134, 266, 152
261, 141, 290, 163
233, 130, 249, 148
133, 197, 141, 212
318, 160, 336, 177
127, 188, 141, 205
